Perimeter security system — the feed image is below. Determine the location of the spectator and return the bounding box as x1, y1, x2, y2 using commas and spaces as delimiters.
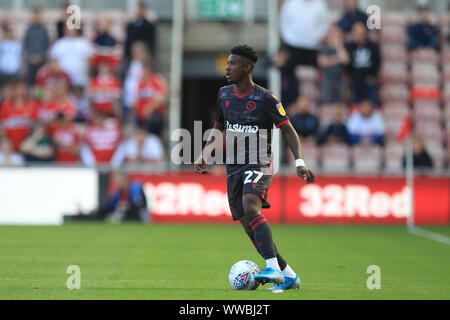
81, 111, 124, 167
51, 26, 94, 88
35, 58, 71, 100
23, 7, 50, 86
345, 22, 381, 105
122, 42, 149, 122
124, 124, 164, 164
39, 81, 77, 123
318, 26, 350, 103
408, 5, 439, 50
0, 137, 24, 166
0, 80, 39, 150
0, 26, 22, 86
402, 137, 433, 169
289, 95, 319, 142
20, 123, 55, 163
90, 172, 149, 223
318, 105, 351, 145
347, 99, 384, 145
93, 18, 117, 48
337, 0, 368, 34
49, 113, 81, 164
124, 1, 157, 60
277, 0, 329, 106
135, 61, 168, 136
88, 60, 122, 118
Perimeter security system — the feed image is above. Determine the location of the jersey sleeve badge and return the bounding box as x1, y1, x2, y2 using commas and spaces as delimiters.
276, 103, 286, 116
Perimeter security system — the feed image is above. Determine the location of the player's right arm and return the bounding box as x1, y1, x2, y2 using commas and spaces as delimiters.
194, 92, 225, 174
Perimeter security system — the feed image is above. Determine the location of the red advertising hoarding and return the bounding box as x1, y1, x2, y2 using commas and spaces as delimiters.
128, 173, 449, 225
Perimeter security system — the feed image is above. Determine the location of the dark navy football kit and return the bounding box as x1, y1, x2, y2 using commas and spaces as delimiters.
215, 84, 290, 221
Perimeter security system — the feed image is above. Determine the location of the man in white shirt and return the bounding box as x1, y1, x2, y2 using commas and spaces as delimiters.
277, 0, 329, 107
0, 26, 22, 85
347, 99, 385, 145
50, 27, 93, 88
124, 125, 164, 164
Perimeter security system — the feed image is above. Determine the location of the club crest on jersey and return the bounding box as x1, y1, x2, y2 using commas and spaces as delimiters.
276, 103, 286, 116
246, 101, 256, 111
225, 100, 230, 108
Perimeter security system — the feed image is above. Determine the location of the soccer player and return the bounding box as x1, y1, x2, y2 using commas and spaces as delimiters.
194, 45, 315, 291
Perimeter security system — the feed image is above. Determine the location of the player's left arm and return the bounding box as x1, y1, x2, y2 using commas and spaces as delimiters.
265, 93, 315, 184
279, 121, 315, 184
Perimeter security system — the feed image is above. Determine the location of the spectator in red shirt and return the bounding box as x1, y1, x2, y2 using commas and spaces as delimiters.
135, 61, 168, 136
39, 80, 77, 123
88, 60, 122, 117
49, 113, 81, 164
0, 79, 39, 150
35, 58, 71, 100
81, 110, 124, 167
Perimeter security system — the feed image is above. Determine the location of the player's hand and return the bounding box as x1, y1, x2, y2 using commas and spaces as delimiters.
194, 157, 208, 174
297, 166, 315, 184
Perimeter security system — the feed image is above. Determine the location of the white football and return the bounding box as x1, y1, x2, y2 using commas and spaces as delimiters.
228, 260, 261, 290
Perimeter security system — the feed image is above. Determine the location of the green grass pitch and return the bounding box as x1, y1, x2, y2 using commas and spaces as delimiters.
0, 223, 449, 300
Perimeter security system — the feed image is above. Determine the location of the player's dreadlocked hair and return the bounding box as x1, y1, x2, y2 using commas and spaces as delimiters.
231, 44, 258, 64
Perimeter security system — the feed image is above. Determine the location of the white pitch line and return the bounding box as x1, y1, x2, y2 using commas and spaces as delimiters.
407, 226, 450, 246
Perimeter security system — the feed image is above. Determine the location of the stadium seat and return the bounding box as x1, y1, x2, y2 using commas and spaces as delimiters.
410, 48, 439, 64
320, 143, 351, 172
413, 100, 442, 122
380, 26, 408, 45
384, 142, 404, 172
411, 86, 441, 101
379, 83, 410, 103
385, 118, 405, 140
381, 45, 408, 63
352, 145, 383, 173
382, 102, 410, 120
380, 63, 409, 83
414, 120, 444, 142
411, 63, 440, 86
427, 145, 445, 169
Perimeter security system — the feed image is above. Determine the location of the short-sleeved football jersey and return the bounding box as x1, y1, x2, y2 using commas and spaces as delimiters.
215, 84, 290, 176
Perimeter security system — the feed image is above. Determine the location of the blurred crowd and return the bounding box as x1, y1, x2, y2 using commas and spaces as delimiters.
275, 0, 448, 171
0, 2, 166, 167
0, 0, 447, 172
